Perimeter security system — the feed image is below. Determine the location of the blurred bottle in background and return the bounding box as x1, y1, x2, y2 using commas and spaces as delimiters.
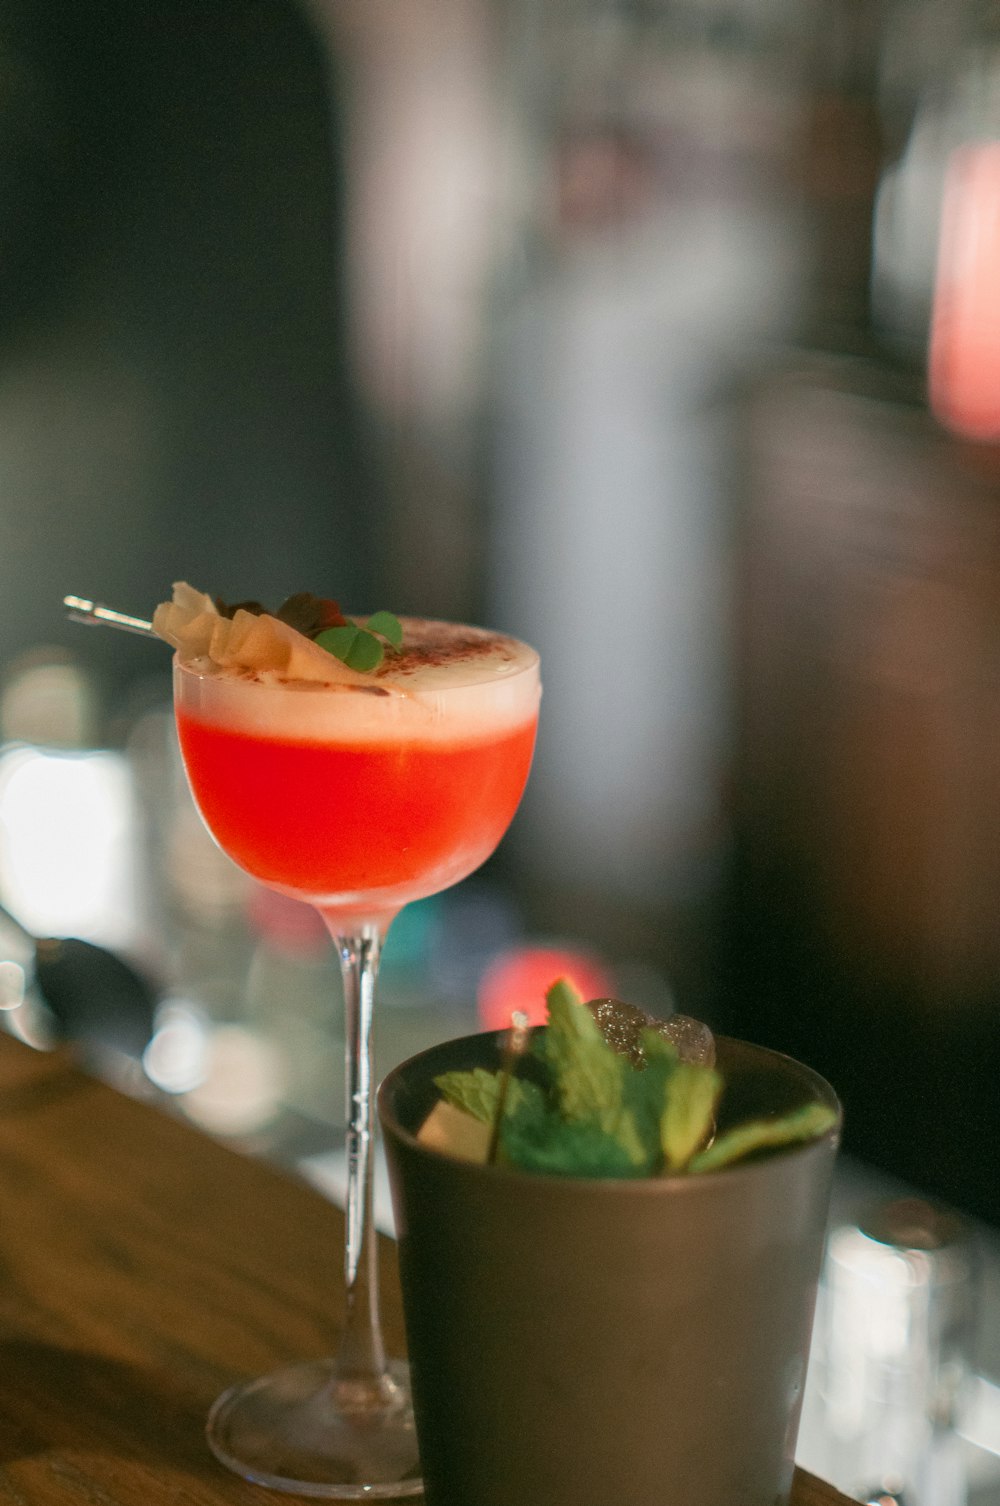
720, 0, 1000, 1223
476, 0, 813, 1008
797, 1194, 982, 1505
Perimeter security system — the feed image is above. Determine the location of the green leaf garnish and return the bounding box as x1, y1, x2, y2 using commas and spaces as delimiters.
435, 1067, 533, 1126
315, 610, 403, 672
542, 979, 626, 1130
688, 1102, 838, 1174
659, 1061, 722, 1172
512, 980, 654, 1173
501, 1100, 647, 1178
315, 624, 382, 670
364, 610, 404, 649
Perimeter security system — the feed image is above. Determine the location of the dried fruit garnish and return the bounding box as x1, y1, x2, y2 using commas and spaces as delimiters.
215, 597, 266, 619
275, 593, 349, 639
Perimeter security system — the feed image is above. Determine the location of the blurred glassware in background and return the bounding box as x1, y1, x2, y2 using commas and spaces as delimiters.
0, 649, 162, 1082
0, 649, 142, 954
0, 894, 44, 1048
127, 697, 292, 1147
416, 880, 521, 1008
824, 1200, 976, 1505
797, 1197, 985, 1506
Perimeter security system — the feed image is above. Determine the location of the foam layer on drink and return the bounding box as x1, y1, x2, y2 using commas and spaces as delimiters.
174, 619, 540, 745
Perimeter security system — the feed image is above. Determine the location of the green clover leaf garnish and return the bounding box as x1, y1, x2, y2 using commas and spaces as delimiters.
315, 624, 383, 671
363, 611, 404, 650
315, 610, 403, 672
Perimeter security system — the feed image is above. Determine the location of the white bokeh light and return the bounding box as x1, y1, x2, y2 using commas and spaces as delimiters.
0, 745, 140, 950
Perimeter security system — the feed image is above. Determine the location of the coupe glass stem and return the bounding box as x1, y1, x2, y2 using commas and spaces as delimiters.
204, 909, 420, 1496
326, 920, 396, 1404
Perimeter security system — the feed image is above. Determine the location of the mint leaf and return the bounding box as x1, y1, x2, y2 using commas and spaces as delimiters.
435, 1067, 503, 1124
434, 1067, 535, 1127
543, 978, 624, 1128
660, 1062, 722, 1172
501, 1093, 647, 1178
540, 978, 653, 1169
619, 1040, 674, 1163
689, 1102, 838, 1174
364, 610, 404, 650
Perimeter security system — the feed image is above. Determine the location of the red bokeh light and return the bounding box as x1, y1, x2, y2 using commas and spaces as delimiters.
476, 944, 615, 1032
929, 143, 1000, 441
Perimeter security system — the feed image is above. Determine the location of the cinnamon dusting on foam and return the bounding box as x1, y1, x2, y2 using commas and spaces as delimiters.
371, 622, 530, 686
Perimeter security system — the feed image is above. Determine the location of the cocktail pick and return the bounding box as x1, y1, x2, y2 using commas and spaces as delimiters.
63, 596, 154, 637
487, 1009, 531, 1165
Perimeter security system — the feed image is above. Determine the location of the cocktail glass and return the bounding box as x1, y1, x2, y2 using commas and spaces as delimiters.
171, 622, 540, 1498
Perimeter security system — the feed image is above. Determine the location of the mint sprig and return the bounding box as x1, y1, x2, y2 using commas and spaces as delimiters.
434, 979, 836, 1179
315, 610, 403, 672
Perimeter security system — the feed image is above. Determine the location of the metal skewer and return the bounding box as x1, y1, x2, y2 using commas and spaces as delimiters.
487, 1009, 532, 1165
63, 596, 155, 637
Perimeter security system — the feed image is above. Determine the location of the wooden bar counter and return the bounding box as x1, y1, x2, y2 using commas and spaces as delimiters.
0, 1033, 850, 1505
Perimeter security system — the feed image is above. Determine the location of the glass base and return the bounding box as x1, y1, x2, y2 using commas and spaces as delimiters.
206, 1357, 422, 1499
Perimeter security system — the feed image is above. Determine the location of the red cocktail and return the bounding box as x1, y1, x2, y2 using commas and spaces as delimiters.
176, 711, 536, 924
169, 608, 539, 1500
